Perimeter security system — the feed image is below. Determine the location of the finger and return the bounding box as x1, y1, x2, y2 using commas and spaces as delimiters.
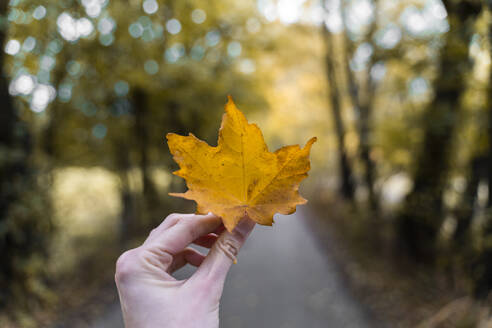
168, 247, 206, 274
145, 213, 200, 245
147, 212, 222, 254
191, 217, 255, 286
193, 233, 218, 248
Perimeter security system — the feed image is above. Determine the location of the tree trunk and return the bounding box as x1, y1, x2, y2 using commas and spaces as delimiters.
488, 2, 492, 209
488, 103, 492, 208
453, 156, 485, 244
115, 144, 135, 246
133, 88, 158, 205
341, 1, 379, 211
0, 2, 20, 302
42, 50, 72, 158
322, 25, 355, 201
396, 1, 482, 262
472, 210, 492, 298
473, 2, 492, 298
343, 39, 378, 211
358, 90, 378, 210
0, 1, 52, 309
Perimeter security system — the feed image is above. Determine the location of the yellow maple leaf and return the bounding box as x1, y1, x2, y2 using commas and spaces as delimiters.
167, 96, 316, 231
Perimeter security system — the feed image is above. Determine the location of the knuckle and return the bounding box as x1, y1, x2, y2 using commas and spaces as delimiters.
115, 249, 140, 283
179, 215, 193, 224
160, 250, 174, 268
165, 213, 184, 228
216, 236, 240, 259
223, 237, 240, 255
142, 246, 174, 268
167, 213, 180, 220
166, 213, 181, 223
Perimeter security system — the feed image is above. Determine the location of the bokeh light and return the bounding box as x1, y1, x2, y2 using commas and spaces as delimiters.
4, 39, 20, 55
205, 30, 221, 46
30, 84, 56, 113
375, 24, 401, 49
143, 0, 159, 15
92, 123, 107, 139
238, 58, 255, 74
165, 43, 185, 63
22, 36, 36, 52
191, 9, 206, 24
32, 5, 46, 20
57, 13, 94, 41
166, 18, 182, 35
227, 41, 242, 58
9, 74, 35, 96
98, 17, 115, 35
129, 22, 144, 38
144, 60, 159, 75
114, 80, 129, 96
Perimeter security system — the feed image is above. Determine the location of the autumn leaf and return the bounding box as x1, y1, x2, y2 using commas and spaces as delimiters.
167, 96, 316, 231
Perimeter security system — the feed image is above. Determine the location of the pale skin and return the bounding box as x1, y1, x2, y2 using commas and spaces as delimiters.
115, 213, 256, 328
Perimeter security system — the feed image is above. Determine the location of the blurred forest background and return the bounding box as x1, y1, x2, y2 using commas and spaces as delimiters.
2, 0, 492, 326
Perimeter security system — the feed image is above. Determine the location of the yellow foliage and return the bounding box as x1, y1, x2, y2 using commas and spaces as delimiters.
167, 96, 316, 231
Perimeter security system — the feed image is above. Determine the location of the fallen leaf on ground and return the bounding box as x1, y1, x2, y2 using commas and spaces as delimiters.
167, 96, 316, 231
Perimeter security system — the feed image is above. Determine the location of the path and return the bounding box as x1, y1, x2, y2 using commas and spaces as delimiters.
91, 207, 371, 328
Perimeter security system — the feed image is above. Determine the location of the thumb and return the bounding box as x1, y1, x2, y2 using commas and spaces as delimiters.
191, 217, 255, 286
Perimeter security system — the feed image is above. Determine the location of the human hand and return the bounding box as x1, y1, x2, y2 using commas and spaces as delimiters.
115, 213, 255, 328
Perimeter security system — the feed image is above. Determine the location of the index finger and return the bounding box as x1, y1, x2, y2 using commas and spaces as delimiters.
145, 213, 222, 254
